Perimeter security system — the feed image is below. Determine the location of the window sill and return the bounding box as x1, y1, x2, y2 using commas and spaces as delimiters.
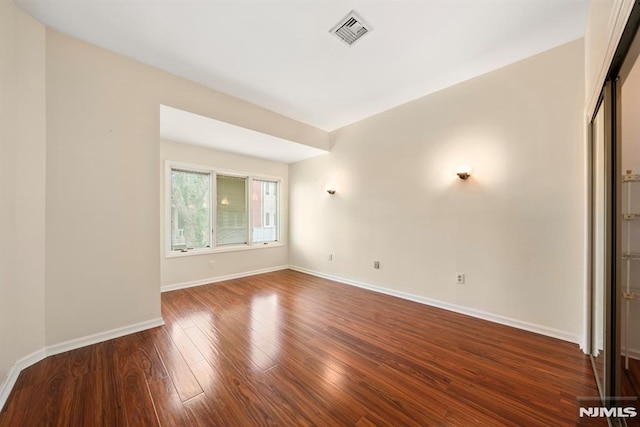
165, 242, 284, 259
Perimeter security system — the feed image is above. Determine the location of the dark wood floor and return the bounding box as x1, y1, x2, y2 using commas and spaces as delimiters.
623, 357, 640, 397
623, 357, 640, 427
0, 269, 603, 426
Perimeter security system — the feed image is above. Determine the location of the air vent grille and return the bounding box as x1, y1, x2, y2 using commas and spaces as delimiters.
330, 11, 371, 46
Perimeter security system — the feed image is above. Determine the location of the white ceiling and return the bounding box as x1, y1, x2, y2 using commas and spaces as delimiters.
17, 0, 589, 131
160, 105, 328, 163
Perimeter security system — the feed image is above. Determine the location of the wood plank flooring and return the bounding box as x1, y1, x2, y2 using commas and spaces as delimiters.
0, 269, 603, 426
623, 357, 640, 398
622, 357, 640, 427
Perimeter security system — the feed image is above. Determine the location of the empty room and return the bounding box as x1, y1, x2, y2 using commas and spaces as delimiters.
1, 0, 640, 425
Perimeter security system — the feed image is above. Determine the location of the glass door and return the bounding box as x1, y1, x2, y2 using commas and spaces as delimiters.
591, 84, 615, 400
589, 5, 640, 423
617, 24, 640, 420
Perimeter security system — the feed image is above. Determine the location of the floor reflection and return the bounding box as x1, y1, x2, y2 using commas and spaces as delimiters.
250, 293, 281, 370
323, 363, 344, 389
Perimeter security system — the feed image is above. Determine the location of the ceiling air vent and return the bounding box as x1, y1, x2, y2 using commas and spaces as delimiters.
330, 11, 372, 46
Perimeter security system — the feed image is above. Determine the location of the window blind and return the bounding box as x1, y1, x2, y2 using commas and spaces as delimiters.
216, 175, 247, 245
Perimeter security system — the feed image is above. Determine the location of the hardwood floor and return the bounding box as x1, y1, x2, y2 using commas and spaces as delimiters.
0, 269, 603, 426
622, 357, 640, 427
623, 357, 640, 398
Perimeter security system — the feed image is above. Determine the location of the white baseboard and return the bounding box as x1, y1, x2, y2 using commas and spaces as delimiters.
289, 265, 580, 344
0, 348, 46, 412
623, 347, 640, 361
0, 317, 164, 412
45, 317, 165, 357
161, 265, 289, 293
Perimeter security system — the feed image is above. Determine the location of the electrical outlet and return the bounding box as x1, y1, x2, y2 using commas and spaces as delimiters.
209, 260, 215, 269
456, 273, 465, 284
374, 261, 380, 269
329, 254, 333, 261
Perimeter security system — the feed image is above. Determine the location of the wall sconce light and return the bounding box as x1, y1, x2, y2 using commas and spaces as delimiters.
326, 184, 336, 195
456, 164, 472, 180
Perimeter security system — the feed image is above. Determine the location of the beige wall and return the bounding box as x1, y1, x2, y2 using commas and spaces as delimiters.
160, 140, 289, 288
45, 29, 325, 345
0, 0, 46, 394
290, 40, 586, 341
585, 0, 635, 118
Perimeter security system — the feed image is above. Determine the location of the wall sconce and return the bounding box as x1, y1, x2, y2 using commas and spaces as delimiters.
456, 164, 472, 180
325, 184, 336, 195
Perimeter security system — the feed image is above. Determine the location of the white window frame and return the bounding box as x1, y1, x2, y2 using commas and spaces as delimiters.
165, 161, 282, 258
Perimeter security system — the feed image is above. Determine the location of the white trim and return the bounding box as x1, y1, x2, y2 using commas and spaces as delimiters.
161, 265, 289, 292
45, 318, 165, 357
582, 113, 592, 355
165, 242, 284, 258
289, 265, 580, 344
623, 347, 640, 361
0, 348, 46, 411
586, 0, 635, 119
0, 317, 164, 411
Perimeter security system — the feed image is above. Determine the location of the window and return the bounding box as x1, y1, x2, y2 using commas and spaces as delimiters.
170, 169, 211, 251
252, 179, 278, 243
216, 175, 247, 246
167, 162, 280, 255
